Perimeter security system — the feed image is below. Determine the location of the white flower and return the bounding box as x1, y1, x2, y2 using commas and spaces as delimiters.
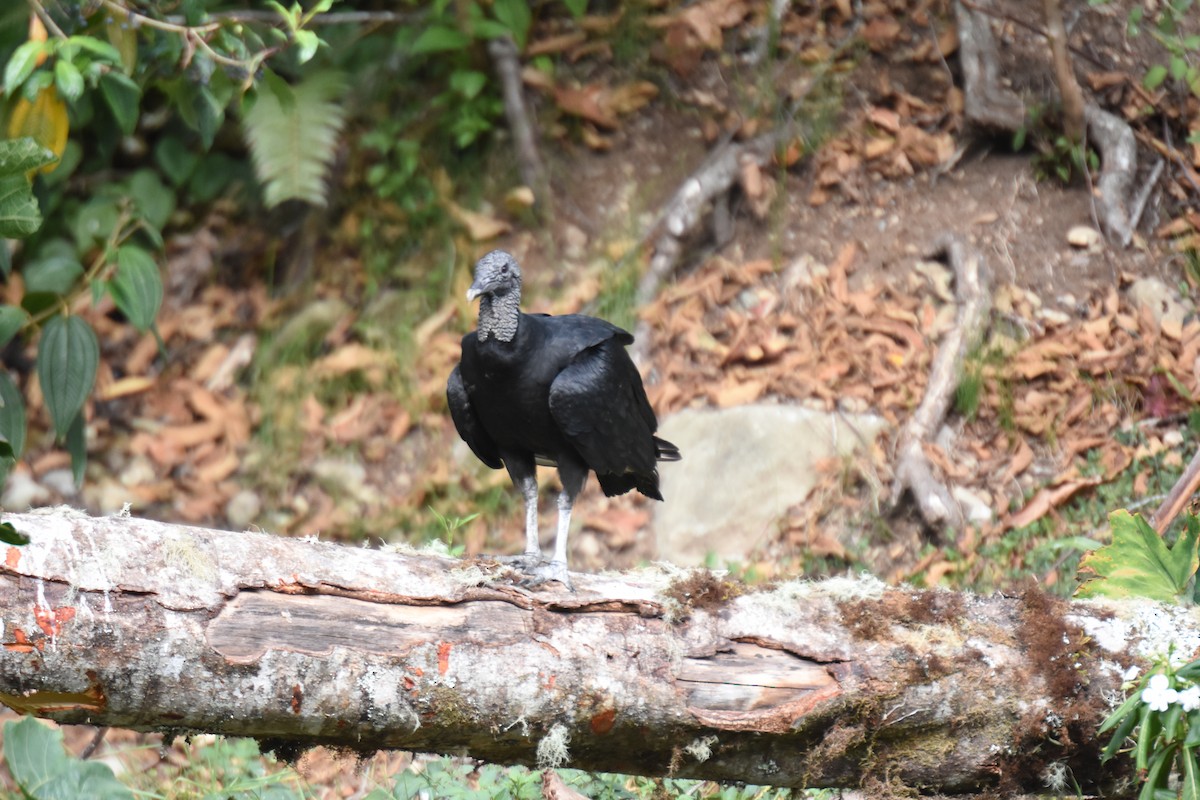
1143, 673, 1179, 712
1122, 665, 1141, 682
1179, 685, 1200, 712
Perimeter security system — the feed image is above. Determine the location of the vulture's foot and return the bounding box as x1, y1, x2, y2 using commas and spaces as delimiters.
495, 552, 545, 570
519, 559, 574, 592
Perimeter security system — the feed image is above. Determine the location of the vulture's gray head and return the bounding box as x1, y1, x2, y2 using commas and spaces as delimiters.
467, 250, 522, 302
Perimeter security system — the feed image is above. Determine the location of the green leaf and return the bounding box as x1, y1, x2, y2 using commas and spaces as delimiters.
0, 522, 29, 546
0, 137, 56, 179
1184, 747, 1200, 800
243, 71, 348, 208
4, 717, 132, 800
99, 72, 141, 135
36, 315, 99, 439
1187, 709, 1200, 746
293, 29, 322, 64
1076, 510, 1200, 602
153, 136, 198, 187
24, 254, 84, 295
562, 0, 588, 19
0, 238, 9, 276
0, 370, 26, 459
1100, 701, 1140, 762
3, 41, 46, 97
1100, 684, 1148, 734
0, 142, 55, 239
66, 409, 86, 487
68, 35, 123, 65
1141, 745, 1175, 800
0, 304, 27, 349
492, 0, 532, 46
127, 169, 174, 231
1145, 64, 1169, 90
69, 197, 119, 247
1163, 703, 1185, 743
53, 59, 84, 103
411, 25, 471, 54
111, 245, 163, 331
450, 69, 488, 100
1137, 701, 1158, 771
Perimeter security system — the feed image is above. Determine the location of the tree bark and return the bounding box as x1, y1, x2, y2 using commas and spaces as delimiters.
0, 508, 1179, 793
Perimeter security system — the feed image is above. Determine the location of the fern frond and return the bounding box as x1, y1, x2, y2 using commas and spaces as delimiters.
243, 71, 348, 208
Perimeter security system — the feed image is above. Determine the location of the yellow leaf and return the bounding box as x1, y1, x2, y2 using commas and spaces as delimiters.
106, 14, 138, 74
7, 85, 69, 175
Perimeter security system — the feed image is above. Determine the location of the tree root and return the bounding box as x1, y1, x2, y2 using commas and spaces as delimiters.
953, 0, 1150, 246
890, 237, 992, 534
953, 0, 1025, 131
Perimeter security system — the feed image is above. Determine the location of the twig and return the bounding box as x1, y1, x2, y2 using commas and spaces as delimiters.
488, 36, 550, 218
27, 0, 67, 39
890, 237, 992, 534
80, 727, 108, 760
1125, 157, 1163, 246
1151, 447, 1200, 534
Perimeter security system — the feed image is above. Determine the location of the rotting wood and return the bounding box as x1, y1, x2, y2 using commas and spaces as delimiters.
0, 507, 1184, 793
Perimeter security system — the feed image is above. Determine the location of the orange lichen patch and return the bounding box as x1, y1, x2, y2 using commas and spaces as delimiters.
291, 684, 303, 714
437, 642, 451, 675
589, 707, 616, 735
3, 627, 35, 653
5, 547, 19, 569
34, 605, 76, 638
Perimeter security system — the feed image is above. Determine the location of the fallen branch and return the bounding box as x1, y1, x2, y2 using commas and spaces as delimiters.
489, 36, 551, 217
891, 237, 991, 533
0, 507, 1162, 794
631, 133, 783, 363
1085, 103, 1138, 243
1151, 446, 1200, 534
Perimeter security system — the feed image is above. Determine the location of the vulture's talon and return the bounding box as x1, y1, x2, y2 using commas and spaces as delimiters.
519, 560, 574, 592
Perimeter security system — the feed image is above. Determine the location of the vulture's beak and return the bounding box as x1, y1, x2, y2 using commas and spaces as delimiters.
466, 277, 499, 302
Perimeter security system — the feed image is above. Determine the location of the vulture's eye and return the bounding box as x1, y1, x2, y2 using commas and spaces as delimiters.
500, 263, 510, 274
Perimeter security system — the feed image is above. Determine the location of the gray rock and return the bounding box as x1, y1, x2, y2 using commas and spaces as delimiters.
310, 457, 380, 506
40, 468, 77, 497
225, 489, 262, 530
1128, 277, 1189, 330
1, 470, 50, 510
653, 404, 890, 566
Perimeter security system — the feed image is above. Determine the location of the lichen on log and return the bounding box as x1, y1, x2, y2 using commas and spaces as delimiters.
0, 507, 1187, 793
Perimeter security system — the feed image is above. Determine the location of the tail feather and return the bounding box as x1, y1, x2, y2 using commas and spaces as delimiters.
654, 436, 681, 462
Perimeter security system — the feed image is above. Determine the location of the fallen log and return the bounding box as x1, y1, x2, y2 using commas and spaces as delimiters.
0, 507, 1177, 793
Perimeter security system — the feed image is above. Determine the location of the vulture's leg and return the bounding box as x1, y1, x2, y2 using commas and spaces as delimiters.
498, 452, 542, 566
522, 457, 586, 590
519, 475, 540, 558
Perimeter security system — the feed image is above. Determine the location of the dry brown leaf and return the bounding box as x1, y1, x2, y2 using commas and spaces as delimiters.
1006, 476, 1102, 530
447, 202, 510, 242
98, 376, 154, 400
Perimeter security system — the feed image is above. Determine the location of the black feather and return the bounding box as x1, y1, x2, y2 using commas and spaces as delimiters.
447, 254, 679, 506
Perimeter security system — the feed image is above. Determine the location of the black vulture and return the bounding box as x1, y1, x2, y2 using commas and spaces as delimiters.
447, 250, 680, 587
